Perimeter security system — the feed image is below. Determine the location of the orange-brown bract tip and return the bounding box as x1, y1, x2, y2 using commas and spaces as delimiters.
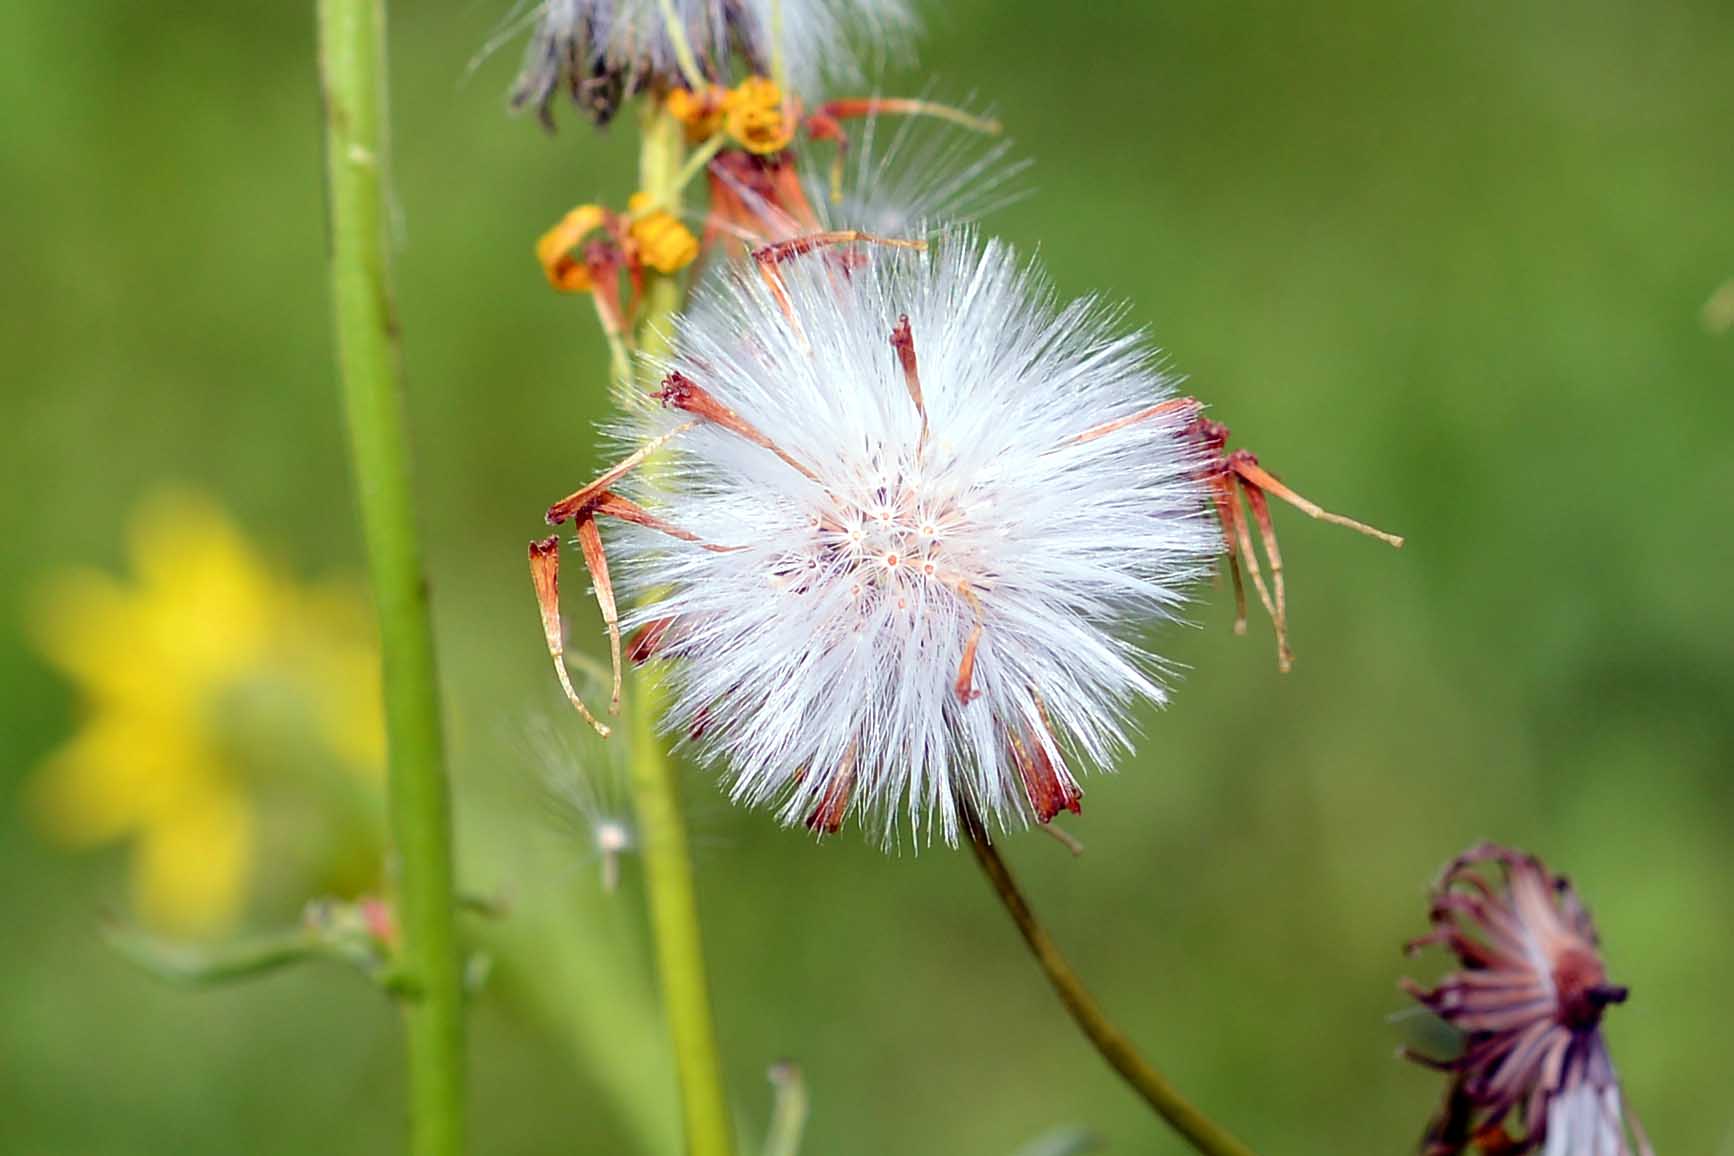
655, 370, 696, 407
626, 617, 674, 665
804, 748, 857, 835
528, 532, 610, 737
1011, 723, 1082, 823
751, 230, 926, 270
574, 516, 623, 714
889, 313, 913, 348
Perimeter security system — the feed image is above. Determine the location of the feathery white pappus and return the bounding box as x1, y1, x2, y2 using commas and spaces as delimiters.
509, 0, 916, 126
704, 104, 1024, 250
609, 233, 1220, 844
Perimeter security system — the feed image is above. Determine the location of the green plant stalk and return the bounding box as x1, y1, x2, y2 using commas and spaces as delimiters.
627, 103, 736, 1156
962, 807, 1256, 1156
317, 1, 466, 1152
761, 1062, 808, 1156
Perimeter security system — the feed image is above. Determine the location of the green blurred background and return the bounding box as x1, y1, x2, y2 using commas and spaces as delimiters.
3, 0, 1731, 1152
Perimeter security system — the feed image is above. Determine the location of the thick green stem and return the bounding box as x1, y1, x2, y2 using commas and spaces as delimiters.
317, 2, 466, 1152
627, 104, 736, 1156
962, 806, 1256, 1156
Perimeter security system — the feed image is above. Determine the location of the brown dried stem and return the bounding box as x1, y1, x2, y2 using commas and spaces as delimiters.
961, 803, 1259, 1156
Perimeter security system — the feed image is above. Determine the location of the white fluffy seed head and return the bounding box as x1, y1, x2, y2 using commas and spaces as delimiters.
523, 709, 636, 889
611, 233, 1218, 844
508, 0, 916, 126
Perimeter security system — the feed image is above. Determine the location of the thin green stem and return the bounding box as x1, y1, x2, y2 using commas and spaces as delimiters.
626, 103, 736, 1156
661, 132, 729, 212
768, 0, 788, 95
961, 806, 1257, 1156
104, 921, 325, 987
317, 2, 465, 1152
762, 1062, 809, 1156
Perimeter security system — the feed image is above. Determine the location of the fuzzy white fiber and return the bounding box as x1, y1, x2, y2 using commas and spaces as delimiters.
611, 233, 1218, 843
1543, 1044, 1651, 1156
707, 105, 1024, 248
515, 0, 915, 99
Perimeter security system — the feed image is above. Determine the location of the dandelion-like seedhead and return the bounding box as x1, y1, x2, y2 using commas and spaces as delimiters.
609, 234, 1219, 843
521, 710, 637, 891
509, 0, 916, 128
1404, 844, 1651, 1156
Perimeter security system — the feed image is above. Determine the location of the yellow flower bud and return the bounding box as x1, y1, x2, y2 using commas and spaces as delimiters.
724, 76, 794, 155
626, 193, 699, 274
666, 85, 728, 142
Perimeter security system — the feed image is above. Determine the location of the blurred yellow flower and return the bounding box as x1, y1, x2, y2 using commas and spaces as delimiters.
27, 490, 385, 936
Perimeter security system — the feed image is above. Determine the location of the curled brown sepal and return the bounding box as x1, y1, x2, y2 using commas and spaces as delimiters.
1061, 396, 1403, 673
627, 616, 676, 665
656, 371, 821, 482
1191, 417, 1404, 674
749, 231, 926, 340
1009, 705, 1082, 824
889, 314, 928, 451
593, 491, 739, 553
750, 229, 926, 269
529, 535, 609, 736
574, 517, 623, 715
953, 579, 986, 704
544, 422, 698, 526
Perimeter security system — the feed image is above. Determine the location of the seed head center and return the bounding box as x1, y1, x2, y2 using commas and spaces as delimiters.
772, 448, 983, 610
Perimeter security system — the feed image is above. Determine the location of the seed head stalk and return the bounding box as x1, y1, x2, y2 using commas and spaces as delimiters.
962, 804, 1257, 1156
316, 1, 466, 1152
629, 101, 736, 1156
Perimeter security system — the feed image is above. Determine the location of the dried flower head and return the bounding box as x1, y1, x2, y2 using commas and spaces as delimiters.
596, 233, 1220, 842
507, 0, 916, 129
1403, 844, 1652, 1156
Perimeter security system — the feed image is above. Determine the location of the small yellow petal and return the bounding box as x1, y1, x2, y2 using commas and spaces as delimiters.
127, 490, 277, 677
29, 716, 216, 846
133, 790, 254, 936
29, 568, 143, 691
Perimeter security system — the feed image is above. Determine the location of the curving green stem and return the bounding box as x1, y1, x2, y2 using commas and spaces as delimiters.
962, 804, 1257, 1156
627, 103, 736, 1156
317, 0, 466, 1151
